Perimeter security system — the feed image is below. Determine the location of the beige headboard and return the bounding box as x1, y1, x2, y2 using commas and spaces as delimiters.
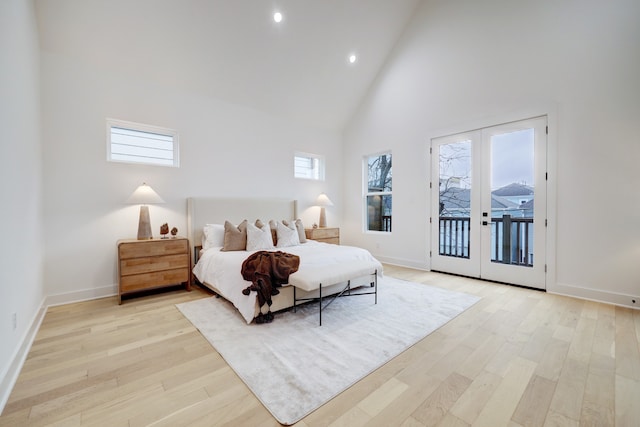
187, 197, 297, 261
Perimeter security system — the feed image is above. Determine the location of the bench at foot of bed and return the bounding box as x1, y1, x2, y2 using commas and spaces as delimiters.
289, 261, 378, 326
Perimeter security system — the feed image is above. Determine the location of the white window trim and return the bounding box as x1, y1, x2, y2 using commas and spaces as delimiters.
106, 118, 180, 167
294, 151, 325, 181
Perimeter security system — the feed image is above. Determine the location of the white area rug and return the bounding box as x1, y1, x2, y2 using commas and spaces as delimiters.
176, 277, 480, 425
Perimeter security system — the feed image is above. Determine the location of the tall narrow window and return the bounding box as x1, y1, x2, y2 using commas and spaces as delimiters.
365, 152, 392, 232
294, 152, 325, 180
107, 119, 179, 167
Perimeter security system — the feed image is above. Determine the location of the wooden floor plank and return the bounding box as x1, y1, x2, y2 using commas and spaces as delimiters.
511, 374, 556, 427
0, 266, 638, 427
410, 372, 472, 426
448, 370, 501, 425
614, 374, 640, 427
472, 357, 536, 427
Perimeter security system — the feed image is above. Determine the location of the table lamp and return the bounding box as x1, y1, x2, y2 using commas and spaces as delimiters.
126, 183, 165, 240
315, 193, 334, 228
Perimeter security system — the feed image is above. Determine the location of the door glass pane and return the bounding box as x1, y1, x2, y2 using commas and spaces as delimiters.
439, 141, 472, 258
490, 129, 535, 266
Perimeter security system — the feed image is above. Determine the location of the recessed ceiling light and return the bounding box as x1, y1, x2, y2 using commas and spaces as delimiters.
273, 12, 283, 23
349, 54, 357, 64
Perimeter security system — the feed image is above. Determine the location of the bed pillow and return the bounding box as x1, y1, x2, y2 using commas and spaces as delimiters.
221, 220, 248, 251
247, 221, 275, 251
276, 220, 301, 248
257, 219, 278, 246
202, 223, 225, 250
283, 219, 307, 243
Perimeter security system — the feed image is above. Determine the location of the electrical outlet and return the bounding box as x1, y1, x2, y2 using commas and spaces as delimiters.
12, 313, 17, 331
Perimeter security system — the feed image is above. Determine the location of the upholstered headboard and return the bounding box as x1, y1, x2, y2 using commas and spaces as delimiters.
186, 197, 297, 262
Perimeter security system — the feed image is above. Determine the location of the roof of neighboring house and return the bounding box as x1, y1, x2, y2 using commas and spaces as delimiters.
439, 187, 520, 213
492, 182, 534, 197
439, 187, 470, 213
519, 199, 535, 210
491, 195, 519, 209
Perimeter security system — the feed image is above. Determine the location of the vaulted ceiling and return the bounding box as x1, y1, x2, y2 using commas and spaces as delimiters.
36, 0, 422, 130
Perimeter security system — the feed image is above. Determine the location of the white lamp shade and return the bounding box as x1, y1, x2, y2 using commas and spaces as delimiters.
315, 193, 334, 207
126, 183, 165, 205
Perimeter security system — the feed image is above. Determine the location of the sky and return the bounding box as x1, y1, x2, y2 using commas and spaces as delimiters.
439, 127, 535, 191
491, 128, 534, 190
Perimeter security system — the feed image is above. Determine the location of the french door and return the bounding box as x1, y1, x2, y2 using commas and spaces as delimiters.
430, 116, 547, 289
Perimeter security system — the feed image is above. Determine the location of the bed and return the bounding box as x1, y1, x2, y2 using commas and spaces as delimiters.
187, 197, 383, 324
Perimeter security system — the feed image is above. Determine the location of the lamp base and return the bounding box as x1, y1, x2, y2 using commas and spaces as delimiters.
137, 205, 153, 240
319, 207, 327, 228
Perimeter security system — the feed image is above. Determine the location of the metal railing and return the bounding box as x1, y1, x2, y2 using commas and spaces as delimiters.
382, 216, 392, 232
439, 216, 471, 258
491, 215, 534, 266
438, 215, 534, 266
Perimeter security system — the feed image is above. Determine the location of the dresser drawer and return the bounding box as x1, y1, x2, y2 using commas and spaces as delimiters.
120, 254, 189, 276
120, 269, 190, 293
119, 239, 188, 259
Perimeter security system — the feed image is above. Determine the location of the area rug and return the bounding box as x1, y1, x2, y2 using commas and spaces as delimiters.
176, 277, 480, 425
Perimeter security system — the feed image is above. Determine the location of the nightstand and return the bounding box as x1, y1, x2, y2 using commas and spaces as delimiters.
117, 237, 191, 304
305, 227, 340, 245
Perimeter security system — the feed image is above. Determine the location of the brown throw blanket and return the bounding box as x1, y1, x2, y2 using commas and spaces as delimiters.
241, 251, 300, 323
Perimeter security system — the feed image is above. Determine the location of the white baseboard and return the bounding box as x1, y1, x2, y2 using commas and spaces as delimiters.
0, 299, 47, 414
374, 255, 429, 271
377, 258, 639, 310
550, 282, 640, 310
45, 284, 117, 307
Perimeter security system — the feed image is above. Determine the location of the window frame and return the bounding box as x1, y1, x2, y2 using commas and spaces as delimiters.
364, 151, 393, 233
106, 118, 180, 168
294, 151, 325, 181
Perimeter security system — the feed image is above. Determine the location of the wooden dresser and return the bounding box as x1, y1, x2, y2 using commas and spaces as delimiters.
305, 227, 340, 245
117, 237, 191, 304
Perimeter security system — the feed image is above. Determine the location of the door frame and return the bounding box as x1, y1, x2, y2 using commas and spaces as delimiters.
426, 107, 557, 291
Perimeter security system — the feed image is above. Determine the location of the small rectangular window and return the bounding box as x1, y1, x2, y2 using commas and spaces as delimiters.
107, 119, 179, 167
365, 152, 392, 232
294, 152, 325, 180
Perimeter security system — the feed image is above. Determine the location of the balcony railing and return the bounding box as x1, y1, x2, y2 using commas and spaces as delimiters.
439, 217, 471, 258
439, 215, 534, 267
492, 215, 534, 266
382, 215, 392, 232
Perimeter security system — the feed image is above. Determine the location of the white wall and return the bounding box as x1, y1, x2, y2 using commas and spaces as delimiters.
0, 0, 45, 407
343, 0, 640, 306
41, 53, 343, 301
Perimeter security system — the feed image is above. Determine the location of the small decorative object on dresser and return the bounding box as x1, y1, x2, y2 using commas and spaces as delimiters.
160, 223, 169, 238
171, 227, 178, 237
305, 227, 339, 245
117, 237, 191, 304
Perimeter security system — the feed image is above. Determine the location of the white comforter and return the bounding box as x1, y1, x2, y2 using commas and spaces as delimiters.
192, 240, 382, 323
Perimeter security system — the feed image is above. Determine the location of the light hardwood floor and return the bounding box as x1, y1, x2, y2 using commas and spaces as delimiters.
1, 265, 639, 426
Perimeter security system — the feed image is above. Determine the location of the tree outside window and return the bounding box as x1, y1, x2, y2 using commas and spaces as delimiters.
365, 153, 392, 232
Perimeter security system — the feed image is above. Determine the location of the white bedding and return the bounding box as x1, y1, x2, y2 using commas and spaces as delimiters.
192, 240, 383, 323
